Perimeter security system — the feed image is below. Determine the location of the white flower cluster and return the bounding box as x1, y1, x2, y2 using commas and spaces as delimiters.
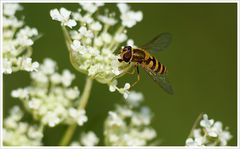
104, 91, 157, 146
3, 106, 43, 146
50, 3, 143, 98
71, 131, 99, 146
11, 58, 87, 127
186, 114, 232, 146
3, 3, 39, 74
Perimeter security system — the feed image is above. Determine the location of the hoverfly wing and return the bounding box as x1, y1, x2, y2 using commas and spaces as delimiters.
142, 32, 172, 53
144, 68, 174, 95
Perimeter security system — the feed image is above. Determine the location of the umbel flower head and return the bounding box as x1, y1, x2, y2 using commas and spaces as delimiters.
185, 114, 232, 146
3, 106, 43, 146
11, 58, 87, 127
50, 3, 143, 98
71, 131, 99, 146
3, 3, 39, 74
104, 91, 157, 146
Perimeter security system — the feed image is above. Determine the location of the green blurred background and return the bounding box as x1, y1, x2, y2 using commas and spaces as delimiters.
3, 3, 237, 146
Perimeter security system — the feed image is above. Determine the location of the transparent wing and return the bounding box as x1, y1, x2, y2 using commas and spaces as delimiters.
144, 68, 174, 95
141, 32, 172, 53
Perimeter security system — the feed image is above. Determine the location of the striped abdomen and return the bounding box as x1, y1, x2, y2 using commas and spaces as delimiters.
131, 48, 167, 74
143, 52, 167, 74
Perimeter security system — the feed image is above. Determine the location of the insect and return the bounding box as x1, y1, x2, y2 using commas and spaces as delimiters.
118, 32, 174, 94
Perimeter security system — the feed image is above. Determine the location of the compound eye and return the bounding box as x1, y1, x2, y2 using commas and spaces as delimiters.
123, 52, 131, 61
124, 46, 132, 51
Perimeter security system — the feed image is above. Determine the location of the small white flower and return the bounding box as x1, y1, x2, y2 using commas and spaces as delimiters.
108, 111, 125, 127
41, 58, 56, 74
119, 83, 131, 99
50, 73, 62, 84
126, 91, 144, 107
90, 22, 102, 31
141, 128, 157, 140
81, 131, 99, 146
117, 3, 130, 13
27, 125, 43, 139
81, 14, 94, 24
17, 36, 33, 46
131, 112, 150, 126
200, 114, 214, 128
108, 134, 119, 143
94, 37, 103, 47
117, 3, 143, 28
186, 138, 204, 146
22, 58, 39, 72
114, 33, 127, 43
219, 130, 232, 146
17, 26, 38, 38
3, 3, 23, 16
206, 121, 222, 137
193, 129, 202, 138
70, 141, 80, 146
77, 110, 88, 126
79, 26, 94, 38
101, 32, 112, 43
62, 70, 75, 87
3, 59, 12, 74
111, 59, 121, 75
127, 39, 135, 47
109, 80, 118, 92
98, 15, 117, 26
66, 19, 77, 28
65, 87, 80, 100
11, 88, 29, 99
28, 98, 41, 110
69, 108, 88, 126
116, 105, 133, 117
79, 3, 104, 14
42, 112, 60, 127
50, 8, 76, 28
31, 71, 48, 84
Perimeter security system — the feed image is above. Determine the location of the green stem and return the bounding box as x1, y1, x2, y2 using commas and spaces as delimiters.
78, 78, 93, 109
61, 26, 72, 52
61, 26, 83, 72
187, 113, 203, 138
59, 77, 93, 146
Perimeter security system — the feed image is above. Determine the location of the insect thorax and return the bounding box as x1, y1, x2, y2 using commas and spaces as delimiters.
131, 48, 146, 64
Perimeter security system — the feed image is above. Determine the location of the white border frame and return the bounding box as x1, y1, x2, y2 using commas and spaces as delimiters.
0, 0, 239, 149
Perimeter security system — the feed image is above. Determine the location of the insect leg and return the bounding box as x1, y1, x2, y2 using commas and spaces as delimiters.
126, 67, 135, 75
131, 66, 140, 88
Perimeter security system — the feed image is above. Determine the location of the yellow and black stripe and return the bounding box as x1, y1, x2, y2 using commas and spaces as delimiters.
144, 55, 167, 74
130, 48, 167, 75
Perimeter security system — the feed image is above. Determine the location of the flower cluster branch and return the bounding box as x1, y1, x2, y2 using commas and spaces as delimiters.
3, 106, 43, 146
104, 91, 158, 146
3, 3, 39, 74
11, 59, 87, 128
50, 3, 143, 98
186, 114, 232, 146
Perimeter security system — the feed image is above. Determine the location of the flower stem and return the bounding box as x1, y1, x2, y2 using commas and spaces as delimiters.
187, 113, 203, 138
59, 77, 93, 146
61, 26, 81, 72
61, 26, 72, 52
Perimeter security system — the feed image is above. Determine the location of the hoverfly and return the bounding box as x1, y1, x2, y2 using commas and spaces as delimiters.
118, 33, 174, 94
